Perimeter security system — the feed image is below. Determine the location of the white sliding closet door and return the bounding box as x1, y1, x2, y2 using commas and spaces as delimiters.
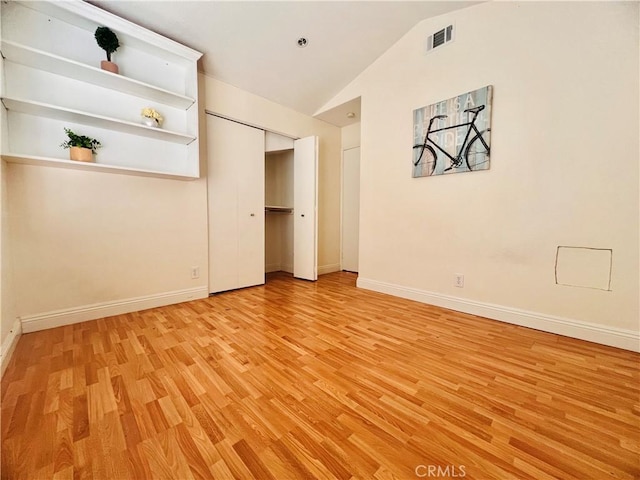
237, 140, 266, 288
293, 136, 318, 281
207, 115, 265, 293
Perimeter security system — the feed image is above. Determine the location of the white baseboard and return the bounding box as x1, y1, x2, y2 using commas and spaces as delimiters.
357, 277, 640, 352
318, 263, 341, 275
20, 286, 209, 334
1, 318, 22, 377
268, 264, 337, 276
266, 264, 293, 274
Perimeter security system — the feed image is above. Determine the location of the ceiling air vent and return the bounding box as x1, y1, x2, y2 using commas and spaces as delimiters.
426, 24, 454, 54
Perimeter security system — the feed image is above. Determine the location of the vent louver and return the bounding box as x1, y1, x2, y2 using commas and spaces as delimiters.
426, 24, 454, 53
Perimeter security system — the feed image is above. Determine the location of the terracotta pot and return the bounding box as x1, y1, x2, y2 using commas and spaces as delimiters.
69, 147, 94, 162
100, 60, 119, 74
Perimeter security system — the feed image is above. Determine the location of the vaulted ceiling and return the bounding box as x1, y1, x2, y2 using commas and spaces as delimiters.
90, 1, 478, 121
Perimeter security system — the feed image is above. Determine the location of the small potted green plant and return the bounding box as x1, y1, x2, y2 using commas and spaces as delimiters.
94, 26, 120, 74
60, 128, 101, 162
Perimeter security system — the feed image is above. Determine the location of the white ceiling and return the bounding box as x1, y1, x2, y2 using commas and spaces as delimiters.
90, 1, 478, 123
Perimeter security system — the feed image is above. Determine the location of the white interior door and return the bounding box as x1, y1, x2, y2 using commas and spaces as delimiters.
207, 114, 265, 293
342, 147, 360, 273
293, 136, 318, 281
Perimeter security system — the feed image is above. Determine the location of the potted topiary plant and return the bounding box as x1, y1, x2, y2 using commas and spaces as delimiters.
95, 26, 120, 74
60, 128, 101, 162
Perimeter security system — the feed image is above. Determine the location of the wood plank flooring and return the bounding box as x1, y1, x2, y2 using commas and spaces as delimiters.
1, 272, 639, 479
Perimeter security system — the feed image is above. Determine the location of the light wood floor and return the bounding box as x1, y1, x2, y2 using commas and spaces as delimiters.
1, 272, 639, 479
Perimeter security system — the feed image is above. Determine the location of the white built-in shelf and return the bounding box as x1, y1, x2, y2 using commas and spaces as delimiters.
2, 153, 197, 180
0, 41, 195, 109
2, 0, 202, 180
2, 97, 196, 145
265, 205, 294, 214
16, 1, 202, 67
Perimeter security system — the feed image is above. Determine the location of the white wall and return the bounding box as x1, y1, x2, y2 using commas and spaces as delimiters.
342, 122, 361, 151
7, 165, 209, 325
1, 1, 21, 367
1, 159, 18, 365
202, 74, 342, 274
319, 2, 639, 349
0, 161, 6, 341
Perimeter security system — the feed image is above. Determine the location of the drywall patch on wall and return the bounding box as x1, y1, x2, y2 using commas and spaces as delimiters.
555, 246, 612, 291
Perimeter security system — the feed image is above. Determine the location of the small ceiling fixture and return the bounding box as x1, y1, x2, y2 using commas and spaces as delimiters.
346, 112, 356, 119
297, 37, 308, 48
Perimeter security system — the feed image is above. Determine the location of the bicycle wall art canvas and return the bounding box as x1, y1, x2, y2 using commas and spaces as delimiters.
412, 85, 493, 178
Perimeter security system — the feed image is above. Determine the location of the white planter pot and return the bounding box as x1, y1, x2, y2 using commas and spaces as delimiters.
142, 117, 159, 128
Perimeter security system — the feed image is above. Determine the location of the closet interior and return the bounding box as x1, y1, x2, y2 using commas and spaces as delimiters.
265, 139, 294, 275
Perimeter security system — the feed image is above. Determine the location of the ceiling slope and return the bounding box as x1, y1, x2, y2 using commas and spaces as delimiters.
91, 1, 478, 118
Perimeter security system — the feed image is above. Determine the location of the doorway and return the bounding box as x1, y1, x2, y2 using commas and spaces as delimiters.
341, 146, 360, 273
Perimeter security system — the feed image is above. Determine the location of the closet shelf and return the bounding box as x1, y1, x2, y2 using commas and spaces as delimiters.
2, 153, 197, 180
1, 41, 195, 109
265, 205, 293, 214
2, 97, 196, 145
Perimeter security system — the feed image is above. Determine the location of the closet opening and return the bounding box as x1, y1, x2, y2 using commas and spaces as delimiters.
265, 132, 295, 281
206, 113, 318, 294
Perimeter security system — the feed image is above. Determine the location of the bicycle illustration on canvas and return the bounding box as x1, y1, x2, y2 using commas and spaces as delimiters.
412, 85, 493, 178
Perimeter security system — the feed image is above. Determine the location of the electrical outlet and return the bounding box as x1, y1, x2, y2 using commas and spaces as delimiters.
191, 266, 200, 279
454, 273, 464, 288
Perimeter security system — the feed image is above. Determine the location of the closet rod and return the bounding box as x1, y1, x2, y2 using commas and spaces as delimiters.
265, 206, 293, 214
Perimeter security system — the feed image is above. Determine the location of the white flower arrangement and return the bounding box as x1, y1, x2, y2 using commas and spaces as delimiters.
141, 107, 163, 125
